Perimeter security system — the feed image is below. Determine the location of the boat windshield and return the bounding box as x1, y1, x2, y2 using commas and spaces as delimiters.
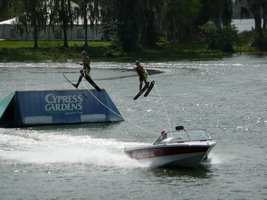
153, 129, 212, 145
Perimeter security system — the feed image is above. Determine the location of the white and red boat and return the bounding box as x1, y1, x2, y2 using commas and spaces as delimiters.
124, 126, 216, 168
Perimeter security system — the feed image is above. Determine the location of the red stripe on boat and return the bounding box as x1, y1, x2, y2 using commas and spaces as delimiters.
127, 146, 209, 160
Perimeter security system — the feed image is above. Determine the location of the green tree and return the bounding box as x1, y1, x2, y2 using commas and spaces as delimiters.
100, 0, 163, 51
198, 0, 233, 28
199, 21, 238, 52
159, 0, 201, 43
50, 0, 74, 48
137, 0, 163, 47
244, 0, 267, 51
246, 0, 267, 33
16, 0, 48, 48
100, 0, 123, 45
60, 0, 70, 48
0, 0, 15, 21
117, 0, 139, 51
75, 0, 102, 48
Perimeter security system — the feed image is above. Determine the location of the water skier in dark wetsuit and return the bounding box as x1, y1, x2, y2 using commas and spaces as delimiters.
72, 51, 101, 91
133, 60, 150, 91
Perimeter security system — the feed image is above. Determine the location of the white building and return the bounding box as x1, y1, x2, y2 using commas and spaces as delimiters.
0, 17, 102, 41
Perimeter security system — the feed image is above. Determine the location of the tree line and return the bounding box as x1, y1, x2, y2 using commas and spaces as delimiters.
0, 0, 266, 51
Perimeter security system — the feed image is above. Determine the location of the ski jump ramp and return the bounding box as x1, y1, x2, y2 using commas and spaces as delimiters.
0, 89, 124, 127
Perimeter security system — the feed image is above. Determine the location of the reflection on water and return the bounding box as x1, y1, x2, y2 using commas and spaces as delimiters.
149, 166, 213, 179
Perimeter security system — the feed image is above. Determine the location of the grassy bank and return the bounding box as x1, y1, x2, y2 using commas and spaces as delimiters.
0, 40, 238, 62
0, 41, 111, 62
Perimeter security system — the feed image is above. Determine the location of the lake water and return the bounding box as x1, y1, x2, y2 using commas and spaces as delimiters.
0, 55, 266, 200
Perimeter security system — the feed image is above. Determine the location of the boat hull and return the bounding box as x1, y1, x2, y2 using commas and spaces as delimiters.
124, 141, 216, 168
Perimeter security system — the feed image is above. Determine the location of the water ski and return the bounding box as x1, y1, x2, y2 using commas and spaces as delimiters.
144, 81, 155, 97
62, 73, 101, 91
62, 73, 77, 88
84, 76, 102, 91
133, 83, 149, 100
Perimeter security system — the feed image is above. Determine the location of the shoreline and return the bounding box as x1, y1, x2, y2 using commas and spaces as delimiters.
0, 40, 227, 62
0, 47, 230, 62
1, 41, 267, 63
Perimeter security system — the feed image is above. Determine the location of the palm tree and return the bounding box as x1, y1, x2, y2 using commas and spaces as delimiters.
159, 0, 202, 43
100, 0, 163, 50
198, 0, 233, 28
0, 0, 10, 20
0, 0, 16, 21
16, 0, 48, 48
247, 0, 263, 33
137, 0, 163, 47
75, 0, 101, 48
60, 0, 70, 47
49, 0, 74, 48
99, 0, 120, 41
245, 0, 267, 33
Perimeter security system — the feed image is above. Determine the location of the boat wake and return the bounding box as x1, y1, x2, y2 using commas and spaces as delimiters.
0, 129, 147, 168
200, 153, 222, 166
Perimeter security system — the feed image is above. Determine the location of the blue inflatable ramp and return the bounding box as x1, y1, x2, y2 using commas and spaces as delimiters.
0, 89, 124, 127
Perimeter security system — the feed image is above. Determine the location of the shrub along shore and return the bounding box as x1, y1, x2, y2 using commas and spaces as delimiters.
0, 40, 266, 62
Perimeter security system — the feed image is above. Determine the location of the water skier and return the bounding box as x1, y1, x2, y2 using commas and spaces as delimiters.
72, 51, 101, 91
133, 60, 150, 91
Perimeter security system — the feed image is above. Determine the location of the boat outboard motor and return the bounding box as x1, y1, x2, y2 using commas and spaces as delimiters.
175, 126, 184, 131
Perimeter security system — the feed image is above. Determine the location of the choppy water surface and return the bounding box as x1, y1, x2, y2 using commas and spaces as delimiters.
0, 55, 266, 200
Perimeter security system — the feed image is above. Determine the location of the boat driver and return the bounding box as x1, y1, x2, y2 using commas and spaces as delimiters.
161, 130, 168, 139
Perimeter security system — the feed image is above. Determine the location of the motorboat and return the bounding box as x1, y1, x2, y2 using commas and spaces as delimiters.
124, 126, 216, 168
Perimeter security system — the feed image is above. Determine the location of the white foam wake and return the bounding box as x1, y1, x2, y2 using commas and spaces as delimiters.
0, 129, 146, 168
